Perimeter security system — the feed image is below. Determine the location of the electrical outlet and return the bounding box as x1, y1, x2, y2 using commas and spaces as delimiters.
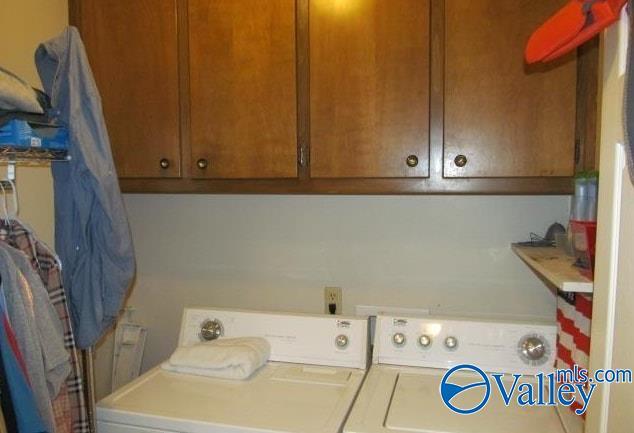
324, 287, 342, 315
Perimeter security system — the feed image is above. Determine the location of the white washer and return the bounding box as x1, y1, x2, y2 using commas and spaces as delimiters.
97, 308, 369, 433
344, 315, 566, 433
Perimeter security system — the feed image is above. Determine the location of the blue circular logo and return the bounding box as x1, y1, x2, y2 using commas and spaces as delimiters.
439, 364, 491, 415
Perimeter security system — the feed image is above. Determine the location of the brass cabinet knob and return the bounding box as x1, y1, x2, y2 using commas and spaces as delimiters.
159, 158, 170, 169
406, 155, 419, 168
454, 154, 468, 167
196, 158, 209, 169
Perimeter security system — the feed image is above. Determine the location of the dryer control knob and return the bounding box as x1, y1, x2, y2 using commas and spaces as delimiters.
200, 319, 223, 341
335, 334, 349, 349
444, 336, 458, 350
392, 333, 407, 347
418, 334, 432, 348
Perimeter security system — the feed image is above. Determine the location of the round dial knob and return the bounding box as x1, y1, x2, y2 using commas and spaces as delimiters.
392, 332, 407, 347
406, 155, 419, 168
197, 158, 209, 169
159, 158, 170, 169
519, 335, 549, 365
454, 154, 468, 167
200, 319, 223, 341
444, 336, 458, 350
418, 334, 432, 348
335, 334, 349, 349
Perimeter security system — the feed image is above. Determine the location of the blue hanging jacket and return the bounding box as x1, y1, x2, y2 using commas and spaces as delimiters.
34, 27, 136, 348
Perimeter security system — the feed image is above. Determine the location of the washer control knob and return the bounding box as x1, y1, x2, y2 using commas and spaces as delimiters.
335, 334, 349, 349
418, 334, 432, 348
444, 336, 458, 350
519, 336, 547, 363
200, 319, 223, 341
392, 332, 407, 347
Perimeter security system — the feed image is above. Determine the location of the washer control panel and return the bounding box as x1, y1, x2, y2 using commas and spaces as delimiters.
375, 315, 556, 375
179, 308, 368, 369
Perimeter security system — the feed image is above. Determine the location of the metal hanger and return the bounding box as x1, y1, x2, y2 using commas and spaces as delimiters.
6, 179, 18, 220
0, 181, 10, 227
0, 178, 18, 237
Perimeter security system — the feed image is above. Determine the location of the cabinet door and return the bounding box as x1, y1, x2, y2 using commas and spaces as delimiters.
444, 0, 577, 178
310, 0, 431, 178
78, 0, 181, 178
189, 0, 298, 179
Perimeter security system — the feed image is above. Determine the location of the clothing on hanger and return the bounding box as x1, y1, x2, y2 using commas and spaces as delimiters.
0, 286, 29, 381
0, 245, 70, 433
0, 220, 89, 433
50, 384, 71, 433
0, 292, 18, 433
0, 282, 47, 433
2, 246, 70, 395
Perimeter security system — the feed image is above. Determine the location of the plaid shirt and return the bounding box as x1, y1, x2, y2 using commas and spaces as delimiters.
0, 221, 90, 433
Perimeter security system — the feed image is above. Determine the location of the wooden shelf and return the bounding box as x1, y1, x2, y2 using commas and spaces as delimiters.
512, 244, 594, 293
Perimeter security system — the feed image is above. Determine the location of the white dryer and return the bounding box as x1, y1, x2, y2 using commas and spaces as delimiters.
344, 315, 567, 433
97, 308, 369, 433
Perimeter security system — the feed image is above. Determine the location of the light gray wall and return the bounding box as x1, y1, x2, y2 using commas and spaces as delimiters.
95, 194, 569, 398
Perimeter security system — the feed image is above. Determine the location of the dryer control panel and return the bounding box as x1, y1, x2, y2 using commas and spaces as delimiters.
374, 315, 556, 375
178, 308, 369, 369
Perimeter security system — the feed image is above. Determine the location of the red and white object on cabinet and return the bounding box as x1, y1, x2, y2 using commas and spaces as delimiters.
526, 0, 627, 63
557, 292, 593, 418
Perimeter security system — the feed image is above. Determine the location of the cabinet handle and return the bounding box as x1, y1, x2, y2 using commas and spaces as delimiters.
406, 155, 419, 168
454, 154, 468, 167
196, 158, 209, 169
159, 158, 170, 169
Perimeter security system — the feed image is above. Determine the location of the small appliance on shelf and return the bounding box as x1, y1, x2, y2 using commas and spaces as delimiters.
570, 172, 599, 279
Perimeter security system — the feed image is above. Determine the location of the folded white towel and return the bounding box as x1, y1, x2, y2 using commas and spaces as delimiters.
161, 337, 270, 380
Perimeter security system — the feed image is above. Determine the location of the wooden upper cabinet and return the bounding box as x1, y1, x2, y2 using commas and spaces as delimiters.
188, 0, 298, 179
77, 0, 181, 178
75, 0, 594, 193
309, 0, 431, 178
443, 0, 578, 178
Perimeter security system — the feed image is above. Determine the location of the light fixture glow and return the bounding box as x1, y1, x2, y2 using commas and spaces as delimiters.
313, 0, 362, 16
